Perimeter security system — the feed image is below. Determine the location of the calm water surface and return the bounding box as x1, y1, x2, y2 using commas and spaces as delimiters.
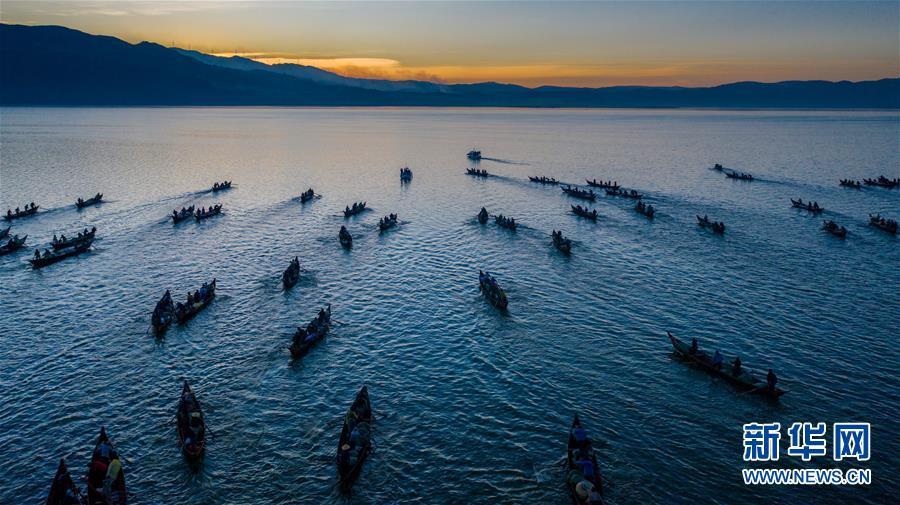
1, 107, 898, 504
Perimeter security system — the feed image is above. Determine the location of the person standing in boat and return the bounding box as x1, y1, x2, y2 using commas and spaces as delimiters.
689, 338, 698, 355
767, 369, 778, 392
712, 350, 723, 370
731, 357, 742, 377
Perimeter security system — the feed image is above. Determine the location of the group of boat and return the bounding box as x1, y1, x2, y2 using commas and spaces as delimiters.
529, 175, 559, 185
566, 414, 604, 505
4, 202, 39, 220
551, 230, 572, 253
378, 213, 398, 231
562, 185, 597, 201
585, 178, 619, 190
30, 227, 96, 269
194, 204, 223, 221
282, 256, 301, 289
634, 200, 655, 219
75, 193, 103, 209
344, 202, 367, 217
288, 305, 332, 359
605, 187, 642, 199
0, 233, 27, 255
400, 167, 413, 181
862, 175, 899, 188
339, 225, 353, 248
477, 207, 489, 224
696, 215, 725, 234
171, 205, 196, 223
151, 280, 217, 335
571, 205, 598, 221
869, 214, 898, 234
494, 214, 517, 230
822, 220, 847, 238
47, 427, 127, 505
336, 385, 373, 489
668, 332, 784, 399
299, 188, 315, 203
177, 381, 207, 465
791, 198, 823, 213
466, 168, 489, 177
478, 270, 508, 309
211, 181, 232, 192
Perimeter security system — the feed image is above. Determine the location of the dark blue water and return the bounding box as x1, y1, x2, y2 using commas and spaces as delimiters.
1, 107, 898, 504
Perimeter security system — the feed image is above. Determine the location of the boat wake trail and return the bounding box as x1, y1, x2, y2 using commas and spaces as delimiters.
480, 157, 529, 165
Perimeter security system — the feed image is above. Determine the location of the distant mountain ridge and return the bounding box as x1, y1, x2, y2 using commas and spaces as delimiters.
2, 23, 898, 108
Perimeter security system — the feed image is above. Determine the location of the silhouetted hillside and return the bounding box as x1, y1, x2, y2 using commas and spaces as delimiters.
2, 24, 897, 108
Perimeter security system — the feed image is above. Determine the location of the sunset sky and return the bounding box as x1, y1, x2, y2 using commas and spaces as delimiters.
2, 1, 898, 87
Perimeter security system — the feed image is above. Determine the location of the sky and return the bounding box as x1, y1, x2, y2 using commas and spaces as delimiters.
1, 1, 898, 87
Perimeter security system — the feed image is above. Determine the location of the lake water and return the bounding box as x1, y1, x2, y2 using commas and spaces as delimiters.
1, 107, 898, 504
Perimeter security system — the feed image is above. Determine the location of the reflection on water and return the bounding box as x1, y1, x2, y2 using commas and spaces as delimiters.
0, 107, 898, 504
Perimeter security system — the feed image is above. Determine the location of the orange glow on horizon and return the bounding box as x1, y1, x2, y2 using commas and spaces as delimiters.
209, 52, 897, 88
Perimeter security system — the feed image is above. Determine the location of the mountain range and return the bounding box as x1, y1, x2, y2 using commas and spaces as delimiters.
2, 23, 898, 108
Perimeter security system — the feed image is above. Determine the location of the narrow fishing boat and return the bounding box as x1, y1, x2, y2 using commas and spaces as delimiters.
194, 204, 222, 221
571, 205, 598, 221
400, 167, 413, 181
171, 205, 195, 224
86, 427, 127, 505
467, 149, 482, 160
479, 270, 508, 309
822, 220, 847, 238
151, 290, 175, 336
176, 381, 207, 464
337, 385, 373, 488
667, 332, 785, 399
46, 458, 84, 505
4, 203, 39, 221
466, 168, 489, 177
529, 176, 559, 185
339, 226, 353, 248
378, 213, 398, 231
0, 235, 27, 255
562, 185, 597, 201
211, 181, 232, 192
869, 213, 898, 234
839, 179, 862, 189
477, 207, 489, 224
288, 305, 331, 359
174, 279, 216, 323
606, 187, 643, 199
0, 226, 9, 239
697, 215, 725, 234
299, 188, 315, 203
552, 230, 572, 253
29, 239, 93, 269
75, 193, 103, 208
586, 178, 619, 189
494, 214, 517, 230
726, 171, 753, 181
565, 414, 604, 505
343, 202, 367, 218
51, 227, 97, 250
282, 256, 301, 289
791, 198, 824, 213
863, 175, 900, 188
635, 200, 655, 219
